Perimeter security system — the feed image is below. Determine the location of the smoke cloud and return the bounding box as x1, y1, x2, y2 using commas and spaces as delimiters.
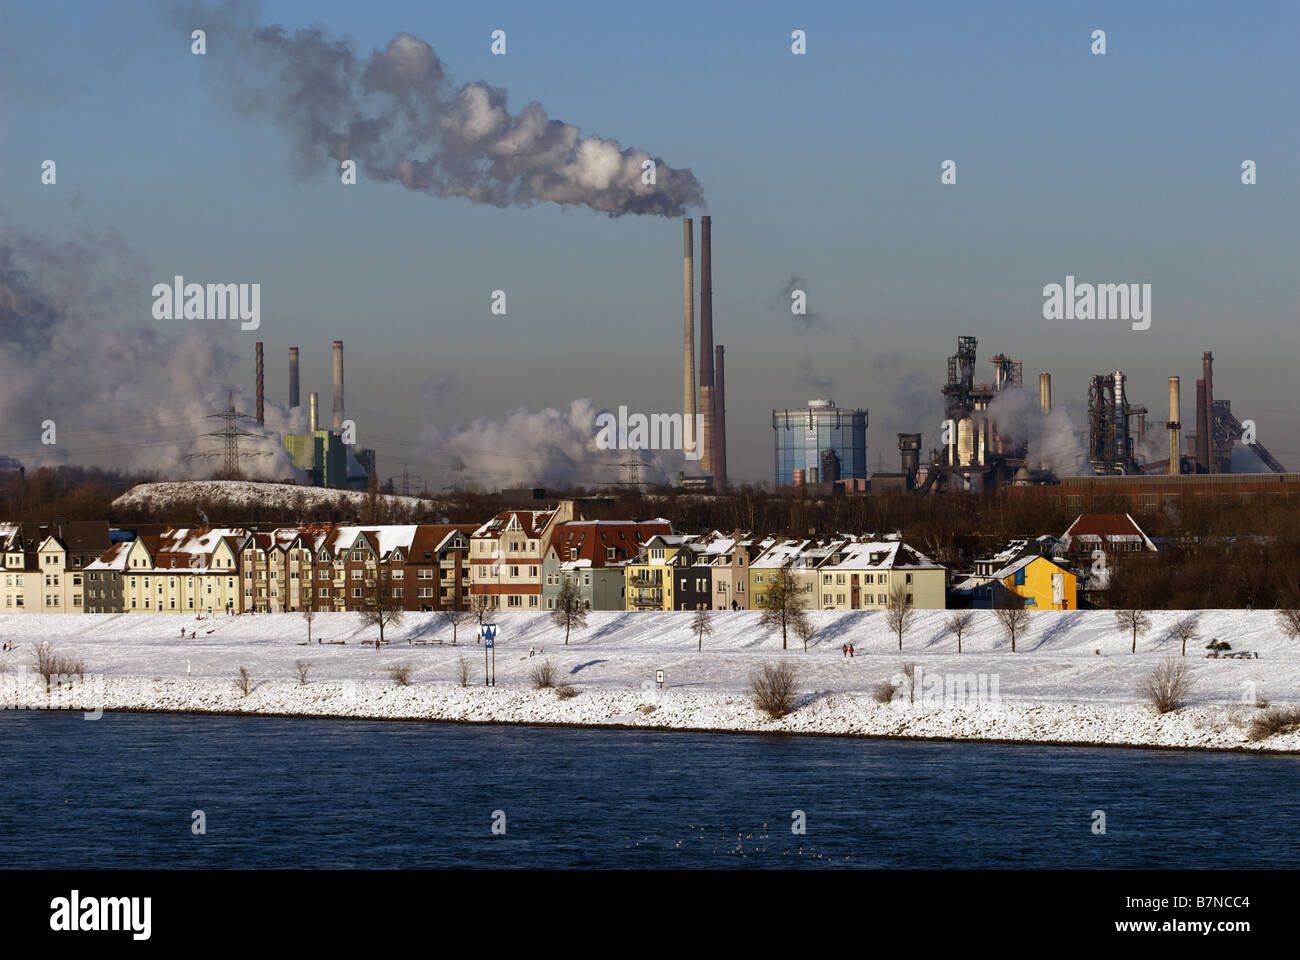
183, 2, 704, 217
0, 220, 302, 479
981, 389, 1094, 477
417, 398, 691, 491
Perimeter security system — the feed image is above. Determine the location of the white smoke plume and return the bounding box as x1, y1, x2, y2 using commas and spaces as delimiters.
0, 220, 303, 479
181, 2, 705, 217
981, 388, 1094, 477
417, 398, 692, 491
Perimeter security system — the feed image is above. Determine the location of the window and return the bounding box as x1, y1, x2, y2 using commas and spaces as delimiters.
391, 569, 404, 580
822, 574, 832, 585
507, 595, 522, 607
351, 570, 361, 580
352, 588, 362, 598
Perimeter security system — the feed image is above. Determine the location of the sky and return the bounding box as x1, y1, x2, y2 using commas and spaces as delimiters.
2, 0, 1297, 488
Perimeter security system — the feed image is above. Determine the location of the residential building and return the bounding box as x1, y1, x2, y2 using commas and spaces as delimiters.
815, 537, 948, 610
543, 519, 672, 611
471, 504, 575, 611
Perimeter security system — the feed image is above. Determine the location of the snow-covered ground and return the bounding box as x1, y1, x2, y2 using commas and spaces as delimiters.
1, 610, 1297, 752
111, 480, 432, 513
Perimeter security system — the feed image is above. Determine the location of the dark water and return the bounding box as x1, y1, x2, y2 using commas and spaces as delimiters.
1, 711, 1296, 868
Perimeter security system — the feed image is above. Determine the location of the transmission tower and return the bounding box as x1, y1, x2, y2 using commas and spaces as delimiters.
186, 390, 273, 479
396, 462, 424, 498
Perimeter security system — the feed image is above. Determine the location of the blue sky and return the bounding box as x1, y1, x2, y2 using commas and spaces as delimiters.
3, 0, 1297, 484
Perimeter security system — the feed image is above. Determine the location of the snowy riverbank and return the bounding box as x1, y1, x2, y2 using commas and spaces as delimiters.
2, 610, 1298, 752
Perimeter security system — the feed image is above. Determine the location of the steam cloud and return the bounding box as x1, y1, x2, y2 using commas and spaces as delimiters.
981, 389, 1094, 477
0, 221, 302, 479
184, 2, 705, 216
417, 396, 692, 491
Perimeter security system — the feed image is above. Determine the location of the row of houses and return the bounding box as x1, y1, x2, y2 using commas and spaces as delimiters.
0, 507, 1156, 615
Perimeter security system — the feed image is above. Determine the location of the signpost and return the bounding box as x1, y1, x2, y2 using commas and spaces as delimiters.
481, 623, 498, 687
656, 669, 664, 689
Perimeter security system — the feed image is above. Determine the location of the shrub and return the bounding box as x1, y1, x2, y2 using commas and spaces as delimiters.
295, 660, 310, 685
457, 656, 472, 688
871, 681, 896, 704
388, 663, 413, 686
1138, 659, 1194, 714
1205, 639, 1231, 652
1246, 706, 1300, 742
235, 666, 251, 697
529, 660, 557, 689
749, 661, 799, 719
555, 684, 578, 700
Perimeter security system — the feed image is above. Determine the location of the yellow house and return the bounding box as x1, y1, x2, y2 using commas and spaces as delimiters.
815, 537, 948, 610
624, 534, 695, 610
982, 555, 1077, 610
122, 529, 246, 614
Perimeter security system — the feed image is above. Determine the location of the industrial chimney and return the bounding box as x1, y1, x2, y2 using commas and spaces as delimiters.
898, 433, 922, 486
1167, 376, 1181, 475
1202, 351, 1216, 472
698, 216, 715, 478
309, 392, 319, 433
289, 347, 300, 409
714, 344, 727, 490
332, 339, 344, 432
1195, 379, 1208, 472
1038, 373, 1052, 415
682, 218, 696, 459
255, 340, 265, 425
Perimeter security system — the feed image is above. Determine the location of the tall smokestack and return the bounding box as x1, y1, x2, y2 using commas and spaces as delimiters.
682, 218, 696, 458
255, 340, 265, 425
698, 215, 715, 477
1038, 373, 1051, 415
1167, 376, 1181, 475
289, 347, 300, 409
1196, 379, 1208, 471
309, 392, 319, 433
1202, 351, 1215, 472
714, 344, 727, 490
332, 339, 344, 432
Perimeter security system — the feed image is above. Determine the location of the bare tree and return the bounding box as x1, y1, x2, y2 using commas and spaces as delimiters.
691, 607, 714, 652
1170, 615, 1199, 656
468, 592, 494, 637
551, 578, 588, 645
235, 666, 251, 696
1115, 608, 1151, 654
1138, 659, 1194, 714
438, 608, 473, 645
1276, 607, 1300, 642
359, 571, 405, 646
794, 614, 817, 652
456, 655, 472, 687
387, 663, 413, 686
945, 610, 974, 654
759, 561, 808, 651
749, 661, 799, 718
295, 660, 310, 685
886, 581, 916, 652
994, 598, 1029, 653
302, 607, 316, 644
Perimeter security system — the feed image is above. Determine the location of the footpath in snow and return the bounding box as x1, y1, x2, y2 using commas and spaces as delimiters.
1, 610, 1297, 752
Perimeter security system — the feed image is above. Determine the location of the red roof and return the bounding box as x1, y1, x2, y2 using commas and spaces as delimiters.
1064, 513, 1147, 538
546, 520, 673, 568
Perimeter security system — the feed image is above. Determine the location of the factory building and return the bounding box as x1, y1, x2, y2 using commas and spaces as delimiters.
773, 399, 868, 488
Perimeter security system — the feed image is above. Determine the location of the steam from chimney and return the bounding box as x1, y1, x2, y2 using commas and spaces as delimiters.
289, 346, 300, 409
332, 339, 344, 432
182, 3, 704, 217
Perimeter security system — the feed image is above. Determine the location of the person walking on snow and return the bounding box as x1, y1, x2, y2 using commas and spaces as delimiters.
849, 643, 855, 658
841, 644, 848, 660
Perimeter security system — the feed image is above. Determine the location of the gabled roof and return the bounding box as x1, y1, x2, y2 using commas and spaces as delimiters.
1062, 513, 1157, 550
473, 510, 556, 540
85, 541, 131, 571
548, 520, 673, 569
